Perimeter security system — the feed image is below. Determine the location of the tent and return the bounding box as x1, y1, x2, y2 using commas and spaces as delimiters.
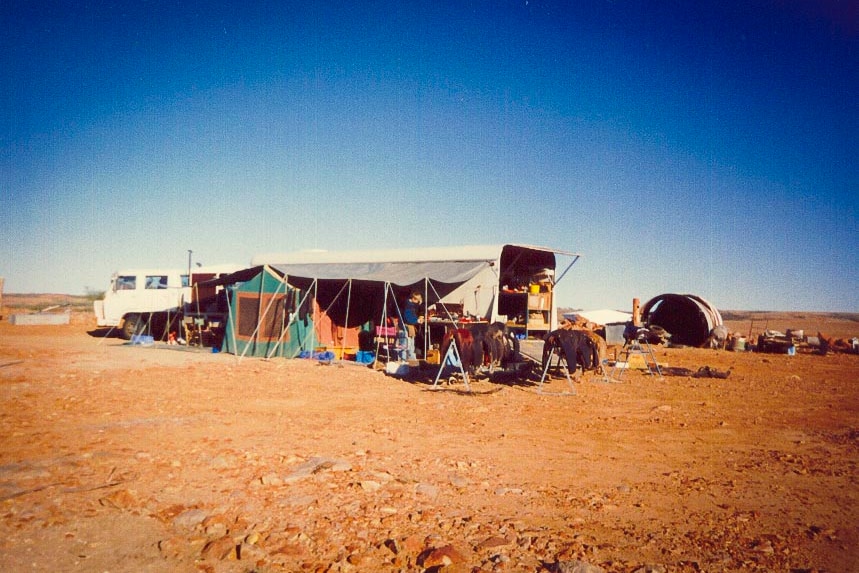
641, 293, 723, 347
208, 265, 315, 359
209, 244, 581, 360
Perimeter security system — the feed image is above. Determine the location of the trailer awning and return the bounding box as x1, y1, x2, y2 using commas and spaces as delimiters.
209, 244, 581, 327
271, 260, 492, 290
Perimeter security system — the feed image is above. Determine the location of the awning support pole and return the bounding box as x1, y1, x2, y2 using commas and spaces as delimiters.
295, 279, 320, 355
225, 284, 239, 363
553, 254, 581, 286
266, 276, 315, 359
339, 279, 353, 361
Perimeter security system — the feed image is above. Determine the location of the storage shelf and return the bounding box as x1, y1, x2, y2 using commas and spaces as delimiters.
500, 283, 553, 337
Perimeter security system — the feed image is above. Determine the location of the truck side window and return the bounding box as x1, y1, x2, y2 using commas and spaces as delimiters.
116, 276, 136, 290
146, 275, 168, 289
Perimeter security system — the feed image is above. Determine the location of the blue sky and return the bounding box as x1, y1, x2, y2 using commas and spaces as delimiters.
3, 1, 856, 311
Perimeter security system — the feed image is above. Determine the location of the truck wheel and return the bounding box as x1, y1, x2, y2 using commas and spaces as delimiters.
121, 314, 140, 340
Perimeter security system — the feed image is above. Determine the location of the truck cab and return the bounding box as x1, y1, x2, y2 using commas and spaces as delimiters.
93, 265, 241, 339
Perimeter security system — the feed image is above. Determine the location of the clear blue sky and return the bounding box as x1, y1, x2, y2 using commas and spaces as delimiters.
3, 1, 856, 311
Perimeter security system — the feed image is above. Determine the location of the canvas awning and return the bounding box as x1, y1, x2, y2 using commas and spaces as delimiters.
213, 245, 580, 328
199, 262, 491, 327
270, 260, 491, 291
270, 261, 492, 326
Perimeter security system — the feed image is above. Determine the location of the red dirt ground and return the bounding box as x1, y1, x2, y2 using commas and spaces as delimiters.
1, 301, 857, 572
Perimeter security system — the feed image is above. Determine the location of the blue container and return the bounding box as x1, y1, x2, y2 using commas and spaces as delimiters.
356, 351, 375, 364
130, 334, 154, 345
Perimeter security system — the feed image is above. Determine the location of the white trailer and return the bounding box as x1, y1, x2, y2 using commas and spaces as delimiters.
93, 265, 240, 339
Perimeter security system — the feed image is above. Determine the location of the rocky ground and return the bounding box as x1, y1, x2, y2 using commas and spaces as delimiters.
0, 302, 857, 572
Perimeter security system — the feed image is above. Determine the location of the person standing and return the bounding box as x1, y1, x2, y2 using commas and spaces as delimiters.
400, 291, 424, 360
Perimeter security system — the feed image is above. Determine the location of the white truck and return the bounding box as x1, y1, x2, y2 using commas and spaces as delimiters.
93, 265, 240, 340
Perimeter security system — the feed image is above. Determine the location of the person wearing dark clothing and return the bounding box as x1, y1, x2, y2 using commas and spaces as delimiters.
400, 291, 424, 360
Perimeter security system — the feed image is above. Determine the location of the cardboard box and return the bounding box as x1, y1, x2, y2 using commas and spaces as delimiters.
528, 293, 548, 309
